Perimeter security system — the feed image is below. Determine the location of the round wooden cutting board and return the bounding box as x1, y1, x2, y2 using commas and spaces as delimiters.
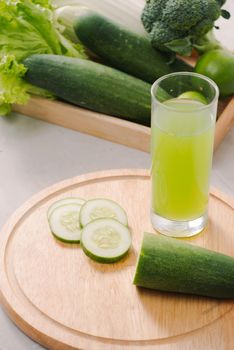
0, 169, 233, 350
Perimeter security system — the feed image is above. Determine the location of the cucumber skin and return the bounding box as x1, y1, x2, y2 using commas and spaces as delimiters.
73, 10, 193, 84
23, 54, 151, 126
80, 240, 129, 263
133, 233, 234, 299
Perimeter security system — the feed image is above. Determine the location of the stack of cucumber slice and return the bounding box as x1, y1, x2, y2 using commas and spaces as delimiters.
47, 197, 131, 263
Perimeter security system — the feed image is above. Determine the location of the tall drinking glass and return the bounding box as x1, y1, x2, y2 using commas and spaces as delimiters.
151, 72, 219, 237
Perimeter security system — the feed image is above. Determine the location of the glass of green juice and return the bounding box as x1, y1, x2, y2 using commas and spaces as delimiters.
151, 72, 219, 237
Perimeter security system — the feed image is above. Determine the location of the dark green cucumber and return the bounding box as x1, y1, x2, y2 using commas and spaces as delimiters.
23, 54, 151, 125
133, 233, 234, 299
73, 9, 193, 84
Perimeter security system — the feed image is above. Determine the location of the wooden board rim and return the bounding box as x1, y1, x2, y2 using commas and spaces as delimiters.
0, 169, 233, 350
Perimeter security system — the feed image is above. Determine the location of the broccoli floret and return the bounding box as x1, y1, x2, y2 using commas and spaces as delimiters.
162, 0, 209, 31
191, 18, 215, 38
216, 0, 226, 6
141, 0, 230, 55
141, 0, 168, 32
150, 21, 185, 51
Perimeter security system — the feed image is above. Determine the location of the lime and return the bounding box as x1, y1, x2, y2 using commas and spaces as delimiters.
178, 91, 207, 104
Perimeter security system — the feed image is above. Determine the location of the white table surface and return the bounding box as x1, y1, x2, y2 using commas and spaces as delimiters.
0, 1, 234, 348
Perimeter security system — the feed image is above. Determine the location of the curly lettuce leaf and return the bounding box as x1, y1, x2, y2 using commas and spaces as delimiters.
0, 55, 29, 115
0, 55, 55, 116
0, 0, 87, 115
0, 0, 86, 61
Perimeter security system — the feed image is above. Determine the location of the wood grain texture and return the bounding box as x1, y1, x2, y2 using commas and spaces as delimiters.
0, 169, 233, 350
13, 97, 151, 153
13, 94, 233, 153
214, 97, 234, 151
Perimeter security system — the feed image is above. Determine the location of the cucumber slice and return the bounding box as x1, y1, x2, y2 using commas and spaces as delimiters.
79, 198, 128, 227
178, 91, 207, 104
81, 218, 131, 263
47, 197, 85, 218
48, 203, 82, 243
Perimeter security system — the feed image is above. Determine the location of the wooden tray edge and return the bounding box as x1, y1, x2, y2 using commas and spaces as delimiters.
13, 97, 151, 153
13, 96, 234, 153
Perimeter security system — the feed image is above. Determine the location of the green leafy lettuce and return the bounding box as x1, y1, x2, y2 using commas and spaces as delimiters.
0, 55, 29, 115
0, 0, 87, 115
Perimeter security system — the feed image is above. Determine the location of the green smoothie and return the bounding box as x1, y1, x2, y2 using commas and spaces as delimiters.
151, 98, 215, 221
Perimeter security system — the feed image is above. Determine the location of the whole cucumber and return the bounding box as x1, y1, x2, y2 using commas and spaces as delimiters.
73, 9, 193, 84
23, 54, 151, 125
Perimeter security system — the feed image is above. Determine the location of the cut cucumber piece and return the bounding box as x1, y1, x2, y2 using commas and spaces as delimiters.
178, 91, 207, 104
47, 197, 85, 218
48, 203, 82, 243
79, 198, 128, 227
81, 218, 131, 263
133, 233, 234, 298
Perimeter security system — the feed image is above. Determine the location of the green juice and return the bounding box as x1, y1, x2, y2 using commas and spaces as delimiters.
151, 99, 215, 221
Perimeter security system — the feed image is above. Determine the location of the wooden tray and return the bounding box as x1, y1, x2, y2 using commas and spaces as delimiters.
13, 96, 234, 153
0, 169, 233, 350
